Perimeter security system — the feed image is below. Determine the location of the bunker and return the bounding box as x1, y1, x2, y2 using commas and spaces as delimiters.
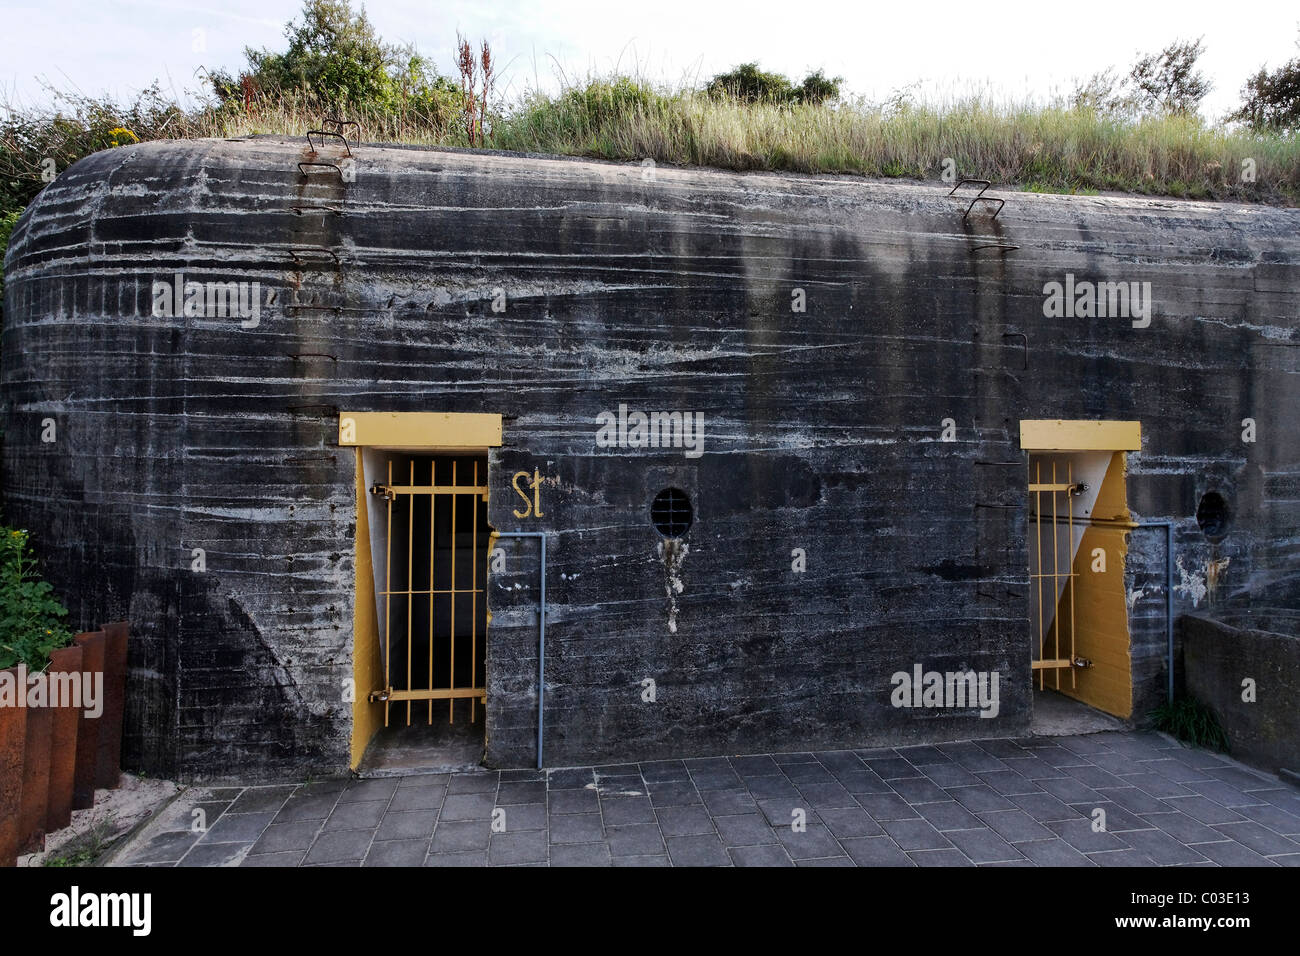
3, 137, 1297, 780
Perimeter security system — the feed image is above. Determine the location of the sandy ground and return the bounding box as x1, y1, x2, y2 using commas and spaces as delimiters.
18, 773, 183, 866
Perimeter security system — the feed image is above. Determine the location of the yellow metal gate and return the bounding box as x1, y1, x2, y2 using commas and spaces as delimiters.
369, 455, 489, 726
1029, 456, 1079, 690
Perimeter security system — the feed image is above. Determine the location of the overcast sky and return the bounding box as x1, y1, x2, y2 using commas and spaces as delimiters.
4, 0, 1299, 119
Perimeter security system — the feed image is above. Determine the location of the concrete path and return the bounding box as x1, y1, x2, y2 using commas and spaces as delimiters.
111, 732, 1300, 867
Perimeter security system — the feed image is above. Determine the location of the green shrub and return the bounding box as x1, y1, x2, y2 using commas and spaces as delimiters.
1150, 695, 1230, 752
0, 526, 74, 671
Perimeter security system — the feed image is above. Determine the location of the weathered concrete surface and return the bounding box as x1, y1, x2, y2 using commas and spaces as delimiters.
1182, 612, 1300, 774
3, 137, 1299, 779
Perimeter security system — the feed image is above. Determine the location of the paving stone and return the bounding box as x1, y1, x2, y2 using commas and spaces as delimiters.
947, 785, 1015, 813
425, 849, 487, 866
488, 830, 548, 866
612, 854, 670, 867
700, 789, 756, 816
1162, 795, 1248, 825
974, 739, 1029, 759
199, 811, 277, 844
888, 776, 950, 805
795, 782, 858, 808
999, 756, 1067, 780
745, 775, 800, 799
1088, 848, 1157, 867
782, 763, 836, 785
730, 755, 780, 776
796, 856, 855, 866
976, 770, 1043, 797
365, 840, 430, 866
277, 790, 343, 821
944, 827, 1025, 864
1116, 827, 1209, 864
817, 806, 884, 838
836, 770, 893, 794
729, 844, 793, 867
440, 792, 497, 821
1184, 779, 1268, 807
1014, 839, 1094, 866
1142, 811, 1223, 845
376, 810, 439, 842
1238, 803, 1300, 835
179, 842, 251, 867
776, 823, 846, 860
863, 757, 915, 779
855, 792, 920, 821
656, 805, 715, 837
399, 773, 451, 788
550, 843, 612, 866
1191, 839, 1275, 866
386, 785, 446, 812
917, 800, 983, 831
339, 778, 398, 804
547, 768, 595, 789
978, 809, 1054, 843
429, 821, 491, 853
549, 788, 599, 814
688, 768, 743, 790
240, 850, 307, 867
1210, 821, 1300, 856
600, 795, 656, 825
496, 781, 547, 805
920, 763, 981, 789
1046, 818, 1128, 853
713, 812, 778, 847
895, 745, 951, 765
756, 799, 820, 828
447, 772, 499, 795
839, 836, 915, 866
127, 830, 201, 864
549, 812, 603, 844
908, 849, 974, 866
1269, 853, 1300, 866
646, 781, 704, 807
250, 821, 323, 854
1118, 773, 1195, 799
304, 829, 375, 865
881, 818, 952, 851
606, 823, 666, 857
771, 752, 816, 765
1009, 792, 1082, 823
1066, 801, 1151, 833
227, 785, 297, 814
498, 769, 544, 783
324, 801, 388, 831
1062, 764, 1127, 790
665, 834, 730, 866
497, 802, 547, 831
1036, 777, 1103, 805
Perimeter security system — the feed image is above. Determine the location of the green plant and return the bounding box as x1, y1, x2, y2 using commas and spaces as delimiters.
1150, 695, 1230, 752
42, 820, 115, 866
0, 526, 74, 671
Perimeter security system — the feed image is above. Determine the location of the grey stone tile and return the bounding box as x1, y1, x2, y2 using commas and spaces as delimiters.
1036, 777, 1103, 805
1184, 779, 1268, 807
440, 792, 497, 821
1119, 772, 1195, 799
1238, 802, 1300, 835
782, 763, 836, 786
387, 785, 446, 812
909, 848, 974, 867
549, 788, 599, 814
688, 768, 744, 790
818, 806, 884, 838
1211, 821, 1300, 856
917, 800, 983, 832
700, 789, 756, 816
339, 778, 398, 804
776, 823, 846, 860
600, 795, 656, 825
425, 849, 487, 866
856, 792, 920, 821
895, 745, 952, 765
976, 770, 1043, 796
947, 785, 1014, 813
665, 834, 730, 866
863, 756, 915, 779
240, 850, 307, 867
729, 844, 794, 867
640, 759, 690, 782
1046, 818, 1127, 853
447, 772, 499, 794
745, 775, 800, 799
730, 755, 781, 776
399, 773, 451, 788
646, 780, 704, 807
889, 776, 950, 805
607, 823, 666, 857
550, 843, 612, 866
547, 768, 595, 789
1192, 839, 1276, 866
549, 812, 603, 844
126, 830, 200, 864
1014, 839, 1094, 866
496, 781, 546, 805
714, 812, 778, 847
304, 829, 375, 865
1142, 811, 1223, 845
840, 836, 915, 866
430, 820, 491, 853
796, 856, 855, 866
499, 770, 543, 783
1269, 853, 1300, 866
277, 790, 343, 821
250, 821, 322, 854
656, 805, 715, 837
1115, 826, 1208, 864
1062, 764, 1127, 790
837, 770, 893, 794
488, 830, 548, 866
920, 763, 981, 789
1088, 848, 1157, 867
756, 799, 820, 828
365, 839, 430, 866
1066, 801, 1151, 833
1009, 792, 1082, 823
881, 818, 952, 851
1162, 794, 1248, 825
978, 809, 1054, 843
611, 854, 670, 867
179, 842, 251, 867
199, 811, 277, 844
796, 782, 858, 808
228, 785, 297, 814
376, 810, 439, 842
498, 802, 547, 831
772, 752, 817, 765
944, 827, 1025, 864
325, 800, 388, 831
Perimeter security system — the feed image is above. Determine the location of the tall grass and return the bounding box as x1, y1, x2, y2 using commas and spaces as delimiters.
4, 78, 1299, 226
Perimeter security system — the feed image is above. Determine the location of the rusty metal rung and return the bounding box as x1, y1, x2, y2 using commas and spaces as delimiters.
297, 161, 343, 179
306, 129, 352, 156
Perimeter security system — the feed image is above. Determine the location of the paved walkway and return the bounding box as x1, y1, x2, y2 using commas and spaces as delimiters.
114, 732, 1300, 866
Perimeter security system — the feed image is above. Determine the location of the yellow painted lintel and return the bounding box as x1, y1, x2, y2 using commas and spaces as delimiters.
1020, 420, 1141, 452
339, 412, 502, 449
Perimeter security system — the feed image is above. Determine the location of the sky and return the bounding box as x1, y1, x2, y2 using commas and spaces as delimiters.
3, 0, 1299, 120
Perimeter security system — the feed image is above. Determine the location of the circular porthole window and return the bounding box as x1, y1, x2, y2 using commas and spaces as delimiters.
650, 487, 693, 537
1196, 492, 1230, 539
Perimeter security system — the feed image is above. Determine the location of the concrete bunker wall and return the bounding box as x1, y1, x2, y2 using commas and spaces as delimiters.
2, 138, 1298, 779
